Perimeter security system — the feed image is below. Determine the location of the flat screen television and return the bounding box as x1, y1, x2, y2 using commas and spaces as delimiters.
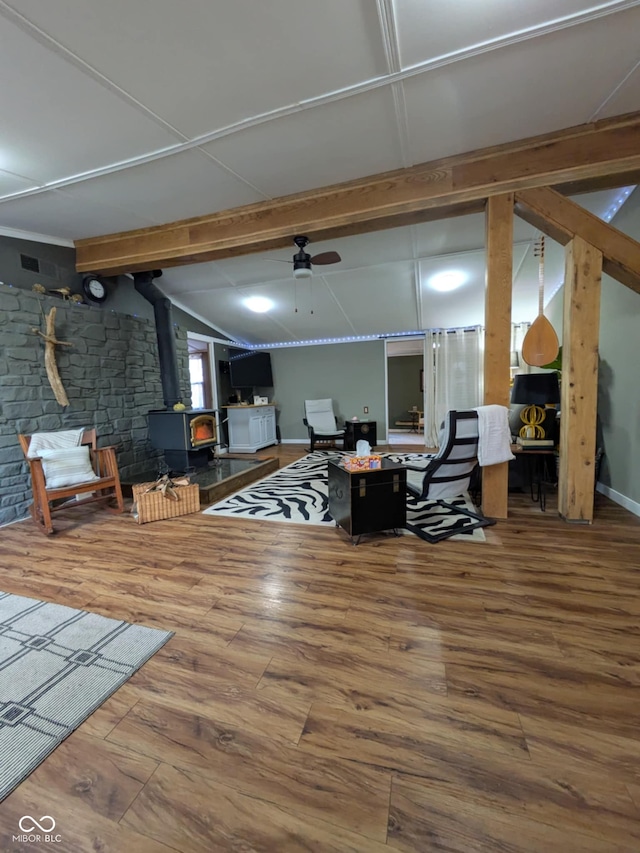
228, 348, 273, 387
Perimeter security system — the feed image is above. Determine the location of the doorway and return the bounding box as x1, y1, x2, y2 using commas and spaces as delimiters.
385, 337, 425, 447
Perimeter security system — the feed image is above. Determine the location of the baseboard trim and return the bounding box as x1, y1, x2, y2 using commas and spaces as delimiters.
596, 483, 640, 517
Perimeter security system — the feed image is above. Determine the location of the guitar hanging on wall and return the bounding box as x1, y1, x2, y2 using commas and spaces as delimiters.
521, 235, 560, 367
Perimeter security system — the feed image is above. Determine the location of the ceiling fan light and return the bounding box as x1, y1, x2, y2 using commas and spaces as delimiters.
293, 262, 312, 279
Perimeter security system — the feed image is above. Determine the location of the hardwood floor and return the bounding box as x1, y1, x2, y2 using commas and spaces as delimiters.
1, 443, 640, 852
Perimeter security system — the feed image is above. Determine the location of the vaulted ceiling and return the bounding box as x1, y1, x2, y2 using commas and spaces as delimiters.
1, 1, 639, 344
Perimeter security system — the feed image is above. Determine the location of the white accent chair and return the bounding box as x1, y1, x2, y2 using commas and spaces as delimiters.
303, 399, 346, 452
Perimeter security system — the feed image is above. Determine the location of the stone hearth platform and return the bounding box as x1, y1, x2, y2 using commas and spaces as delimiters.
122, 455, 279, 507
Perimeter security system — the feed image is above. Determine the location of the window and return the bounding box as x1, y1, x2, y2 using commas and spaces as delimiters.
189, 354, 206, 409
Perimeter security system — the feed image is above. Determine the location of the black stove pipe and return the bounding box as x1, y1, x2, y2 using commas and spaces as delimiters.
133, 270, 182, 409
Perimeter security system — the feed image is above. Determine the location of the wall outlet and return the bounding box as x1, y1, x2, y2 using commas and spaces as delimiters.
363, 406, 369, 414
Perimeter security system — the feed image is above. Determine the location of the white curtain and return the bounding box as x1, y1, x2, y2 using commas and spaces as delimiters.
423, 326, 484, 447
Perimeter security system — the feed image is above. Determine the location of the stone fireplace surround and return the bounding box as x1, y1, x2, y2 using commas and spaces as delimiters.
0, 282, 191, 527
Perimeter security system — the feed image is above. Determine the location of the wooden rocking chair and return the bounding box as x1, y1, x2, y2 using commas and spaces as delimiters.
19, 429, 124, 535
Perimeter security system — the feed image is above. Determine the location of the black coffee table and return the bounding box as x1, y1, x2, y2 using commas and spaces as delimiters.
327, 458, 406, 544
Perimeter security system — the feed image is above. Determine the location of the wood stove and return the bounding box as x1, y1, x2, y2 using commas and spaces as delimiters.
148, 409, 218, 471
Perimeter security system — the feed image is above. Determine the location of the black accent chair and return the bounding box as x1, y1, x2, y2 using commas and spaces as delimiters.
402, 410, 495, 542
303, 398, 346, 452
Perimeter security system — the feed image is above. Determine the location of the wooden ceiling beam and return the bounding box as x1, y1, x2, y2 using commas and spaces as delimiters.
553, 170, 640, 197
75, 111, 640, 276
515, 186, 640, 294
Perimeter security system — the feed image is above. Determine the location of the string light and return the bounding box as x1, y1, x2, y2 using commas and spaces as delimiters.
603, 185, 634, 221
227, 330, 426, 350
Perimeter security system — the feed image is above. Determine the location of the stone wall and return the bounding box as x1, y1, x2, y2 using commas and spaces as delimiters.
0, 283, 191, 527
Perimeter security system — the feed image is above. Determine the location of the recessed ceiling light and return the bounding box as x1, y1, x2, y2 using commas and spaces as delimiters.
244, 296, 273, 313
428, 270, 467, 292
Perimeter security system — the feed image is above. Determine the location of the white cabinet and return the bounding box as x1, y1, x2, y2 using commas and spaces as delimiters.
227, 405, 277, 453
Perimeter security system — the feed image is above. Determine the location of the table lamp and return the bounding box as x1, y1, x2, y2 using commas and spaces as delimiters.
511, 373, 560, 440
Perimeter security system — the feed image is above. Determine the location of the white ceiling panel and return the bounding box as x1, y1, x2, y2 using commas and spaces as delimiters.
0, 170, 37, 196
309, 228, 416, 272
413, 213, 537, 257
161, 262, 236, 295
9, 0, 387, 138
63, 150, 265, 226
178, 295, 285, 346
596, 64, 640, 118
324, 263, 418, 335
411, 191, 625, 259
0, 190, 156, 242
215, 256, 303, 288
204, 87, 404, 198
182, 280, 358, 345
413, 214, 485, 258
419, 251, 487, 329
393, 0, 628, 68
402, 8, 640, 164
0, 15, 181, 185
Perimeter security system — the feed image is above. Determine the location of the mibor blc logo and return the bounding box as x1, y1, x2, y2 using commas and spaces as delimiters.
13, 815, 62, 844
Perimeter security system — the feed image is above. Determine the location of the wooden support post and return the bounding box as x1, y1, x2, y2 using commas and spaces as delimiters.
558, 235, 602, 523
482, 193, 513, 520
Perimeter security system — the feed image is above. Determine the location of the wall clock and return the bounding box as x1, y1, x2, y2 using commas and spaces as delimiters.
82, 275, 107, 304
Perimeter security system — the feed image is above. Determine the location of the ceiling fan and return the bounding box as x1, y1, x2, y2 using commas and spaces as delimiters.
269, 236, 341, 314
287, 235, 341, 279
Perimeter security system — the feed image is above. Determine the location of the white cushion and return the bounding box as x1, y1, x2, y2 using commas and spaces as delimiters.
37, 446, 100, 490
28, 428, 85, 457
310, 414, 340, 432
305, 399, 339, 432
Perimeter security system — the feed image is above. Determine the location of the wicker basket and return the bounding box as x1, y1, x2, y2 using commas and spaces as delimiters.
131, 480, 200, 524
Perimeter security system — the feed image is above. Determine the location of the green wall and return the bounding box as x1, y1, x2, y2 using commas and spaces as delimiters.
596, 184, 640, 509
387, 355, 424, 428
270, 341, 387, 441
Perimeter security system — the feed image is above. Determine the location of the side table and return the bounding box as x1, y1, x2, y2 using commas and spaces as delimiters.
327, 458, 406, 544
408, 410, 423, 432
344, 420, 377, 451
511, 445, 557, 511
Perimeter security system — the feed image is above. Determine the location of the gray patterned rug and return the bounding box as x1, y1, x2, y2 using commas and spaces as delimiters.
203, 451, 487, 542
0, 592, 173, 801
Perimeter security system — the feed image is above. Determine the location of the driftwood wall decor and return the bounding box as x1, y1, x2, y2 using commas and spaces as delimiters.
32, 307, 72, 407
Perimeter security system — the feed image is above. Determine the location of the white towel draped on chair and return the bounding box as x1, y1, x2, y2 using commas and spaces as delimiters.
473, 405, 515, 466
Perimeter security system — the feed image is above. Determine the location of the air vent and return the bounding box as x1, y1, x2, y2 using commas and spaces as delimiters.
20, 254, 40, 273
19, 253, 60, 280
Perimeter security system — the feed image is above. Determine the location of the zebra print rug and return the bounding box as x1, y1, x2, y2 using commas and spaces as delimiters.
203, 452, 487, 542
